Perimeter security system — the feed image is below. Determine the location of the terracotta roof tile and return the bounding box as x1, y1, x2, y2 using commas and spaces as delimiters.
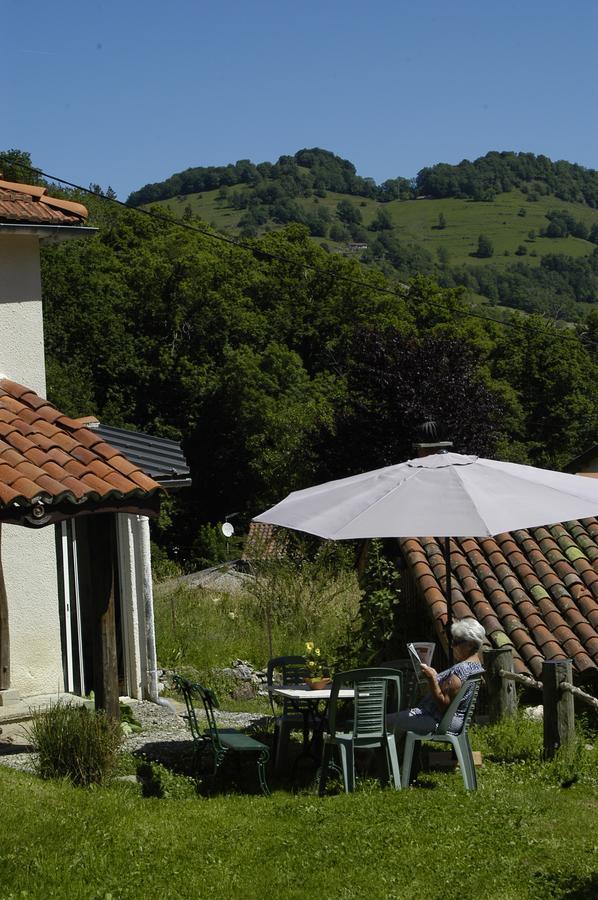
399, 516, 598, 678
242, 522, 288, 561
0, 379, 161, 519
0, 180, 88, 225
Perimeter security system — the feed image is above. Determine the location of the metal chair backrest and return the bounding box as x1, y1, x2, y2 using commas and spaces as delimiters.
328, 668, 402, 740
172, 673, 223, 752
436, 672, 484, 736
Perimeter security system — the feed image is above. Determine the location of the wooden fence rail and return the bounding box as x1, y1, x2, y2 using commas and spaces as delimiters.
483, 648, 598, 758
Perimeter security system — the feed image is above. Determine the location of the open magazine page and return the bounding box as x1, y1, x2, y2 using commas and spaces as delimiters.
407, 643, 424, 679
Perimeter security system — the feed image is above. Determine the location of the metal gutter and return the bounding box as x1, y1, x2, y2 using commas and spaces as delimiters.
0, 223, 97, 244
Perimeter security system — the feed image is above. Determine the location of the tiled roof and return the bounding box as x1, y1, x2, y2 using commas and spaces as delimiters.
242, 522, 287, 561
0, 179, 88, 225
0, 379, 161, 525
400, 519, 598, 679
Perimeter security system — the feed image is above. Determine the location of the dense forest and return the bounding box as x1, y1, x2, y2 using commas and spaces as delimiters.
3, 149, 597, 571
124, 148, 598, 324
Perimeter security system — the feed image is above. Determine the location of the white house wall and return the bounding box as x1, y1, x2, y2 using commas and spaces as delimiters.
3, 528, 63, 695
0, 235, 46, 395
0, 233, 62, 696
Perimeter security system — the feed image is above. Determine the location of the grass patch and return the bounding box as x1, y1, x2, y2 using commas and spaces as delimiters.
153, 187, 598, 271
1, 758, 598, 899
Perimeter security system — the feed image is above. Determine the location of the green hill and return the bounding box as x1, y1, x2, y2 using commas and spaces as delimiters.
128, 149, 598, 320
152, 186, 598, 269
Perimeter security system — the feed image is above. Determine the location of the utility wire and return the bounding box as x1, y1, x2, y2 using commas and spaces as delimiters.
8, 161, 598, 350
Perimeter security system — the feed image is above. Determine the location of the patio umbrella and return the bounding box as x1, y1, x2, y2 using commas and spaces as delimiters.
254, 452, 598, 658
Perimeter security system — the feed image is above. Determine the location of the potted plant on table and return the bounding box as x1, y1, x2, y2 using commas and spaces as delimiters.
304, 642, 331, 690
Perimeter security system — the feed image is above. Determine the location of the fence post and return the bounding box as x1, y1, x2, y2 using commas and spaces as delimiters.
483, 647, 517, 722
543, 659, 575, 759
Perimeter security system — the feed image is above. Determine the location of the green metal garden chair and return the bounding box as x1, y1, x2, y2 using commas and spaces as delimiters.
401, 671, 484, 791
318, 667, 402, 795
267, 655, 322, 771
173, 673, 270, 796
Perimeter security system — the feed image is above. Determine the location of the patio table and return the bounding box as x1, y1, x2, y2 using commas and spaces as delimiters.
269, 684, 355, 769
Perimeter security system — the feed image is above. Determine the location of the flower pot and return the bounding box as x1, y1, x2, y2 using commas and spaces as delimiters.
305, 677, 332, 690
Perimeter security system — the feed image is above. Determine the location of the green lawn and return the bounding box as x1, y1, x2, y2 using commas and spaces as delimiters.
13, 579, 591, 898
1, 757, 597, 899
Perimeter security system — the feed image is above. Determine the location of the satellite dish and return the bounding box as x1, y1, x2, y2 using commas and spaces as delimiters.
221, 522, 234, 538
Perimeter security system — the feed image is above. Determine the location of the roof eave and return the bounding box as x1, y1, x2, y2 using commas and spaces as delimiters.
0, 223, 97, 244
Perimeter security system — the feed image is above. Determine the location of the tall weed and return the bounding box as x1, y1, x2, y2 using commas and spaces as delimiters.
154, 561, 360, 682
26, 702, 123, 786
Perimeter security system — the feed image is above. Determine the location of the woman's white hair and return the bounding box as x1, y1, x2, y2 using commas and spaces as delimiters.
451, 617, 486, 649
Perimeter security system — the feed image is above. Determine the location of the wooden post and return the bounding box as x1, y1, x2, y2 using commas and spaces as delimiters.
543, 659, 575, 759
87, 514, 120, 722
483, 647, 518, 722
0, 524, 9, 690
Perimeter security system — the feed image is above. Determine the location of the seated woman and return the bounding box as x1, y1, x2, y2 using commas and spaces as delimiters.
389, 617, 485, 736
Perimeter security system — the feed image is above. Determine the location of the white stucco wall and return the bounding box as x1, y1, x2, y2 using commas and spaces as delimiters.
2, 527, 63, 695
0, 233, 63, 695
0, 235, 46, 395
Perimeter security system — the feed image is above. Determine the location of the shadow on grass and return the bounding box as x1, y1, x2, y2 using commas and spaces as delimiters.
131, 729, 458, 798
532, 872, 598, 899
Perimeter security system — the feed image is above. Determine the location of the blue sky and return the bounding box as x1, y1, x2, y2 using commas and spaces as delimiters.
5, 0, 598, 200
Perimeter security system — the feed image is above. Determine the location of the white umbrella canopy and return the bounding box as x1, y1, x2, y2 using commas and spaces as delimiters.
254, 452, 598, 660
254, 452, 598, 539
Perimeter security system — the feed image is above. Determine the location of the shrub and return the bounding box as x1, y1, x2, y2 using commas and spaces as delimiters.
26, 702, 123, 786
136, 759, 198, 799
471, 712, 541, 762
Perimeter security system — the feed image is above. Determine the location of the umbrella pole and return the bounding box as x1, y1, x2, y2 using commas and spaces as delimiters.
444, 536, 454, 665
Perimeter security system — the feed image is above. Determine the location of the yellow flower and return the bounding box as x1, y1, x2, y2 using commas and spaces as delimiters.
305, 641, 314, 652
315, 648, 321, 657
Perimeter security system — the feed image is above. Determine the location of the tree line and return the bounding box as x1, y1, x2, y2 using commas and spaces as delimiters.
35, 187, 598, 570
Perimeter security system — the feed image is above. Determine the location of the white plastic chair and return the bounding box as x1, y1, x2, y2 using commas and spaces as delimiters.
401, 671, 484, 791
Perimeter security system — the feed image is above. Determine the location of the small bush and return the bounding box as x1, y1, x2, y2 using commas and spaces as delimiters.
136, 759, 198, 799
471, 712, 542, 762
26, 702, 123, 786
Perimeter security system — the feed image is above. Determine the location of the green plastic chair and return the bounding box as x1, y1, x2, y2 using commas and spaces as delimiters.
173, 673, 270, 796
318, 667, 402, 794
401, 671, 484, 791
267, 655, 323, 771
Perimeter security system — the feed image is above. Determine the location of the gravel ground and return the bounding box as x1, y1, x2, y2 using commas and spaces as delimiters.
0, 700, 271, 774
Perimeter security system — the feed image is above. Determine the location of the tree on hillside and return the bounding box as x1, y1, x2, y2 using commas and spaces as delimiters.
369, 208, 393, 231
476, 234, 494, 258
436, 213, 447, 230
336, 199, 362, 226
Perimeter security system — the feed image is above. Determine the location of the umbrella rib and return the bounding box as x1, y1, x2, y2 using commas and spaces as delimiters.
451, 465, 493, 537
331, 468, 421, 539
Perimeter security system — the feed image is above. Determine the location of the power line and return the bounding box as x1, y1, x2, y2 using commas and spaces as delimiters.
8, 160, 598, 350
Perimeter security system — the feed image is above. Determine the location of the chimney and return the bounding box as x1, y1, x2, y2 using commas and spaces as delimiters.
412, 420, 453, 458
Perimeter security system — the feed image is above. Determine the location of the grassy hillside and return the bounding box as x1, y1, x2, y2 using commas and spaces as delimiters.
152, 187, 598, 270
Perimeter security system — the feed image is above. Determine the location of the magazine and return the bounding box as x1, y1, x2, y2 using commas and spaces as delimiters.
407, 642, 425, 679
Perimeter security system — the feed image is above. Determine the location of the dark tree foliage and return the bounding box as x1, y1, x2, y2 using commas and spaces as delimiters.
315, 329, 506, 481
